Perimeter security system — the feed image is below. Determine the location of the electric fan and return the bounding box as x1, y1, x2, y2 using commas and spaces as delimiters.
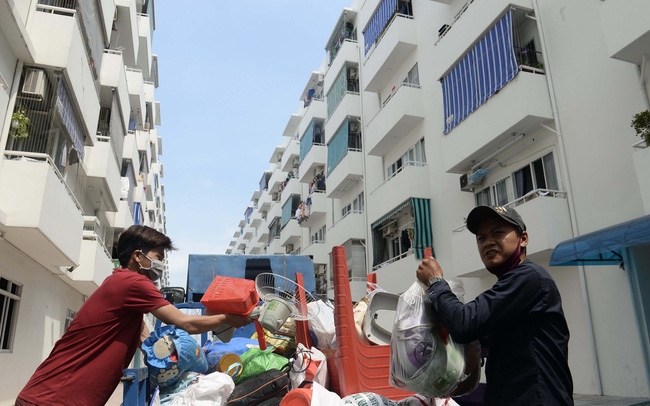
252, 272, 320, 334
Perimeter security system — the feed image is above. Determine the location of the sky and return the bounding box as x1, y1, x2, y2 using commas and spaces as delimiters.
153, 1, 353, 287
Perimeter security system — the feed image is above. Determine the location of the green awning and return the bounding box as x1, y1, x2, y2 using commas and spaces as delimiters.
549, 214, 650, 266
371, 200, 411, 229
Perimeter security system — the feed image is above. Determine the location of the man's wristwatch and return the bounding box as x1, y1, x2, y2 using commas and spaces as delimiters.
426, 276, 444, 287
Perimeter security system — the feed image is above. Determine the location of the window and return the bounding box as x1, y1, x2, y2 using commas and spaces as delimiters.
387, 138, 426, 178
341, 192, 365, 218
475, 187, 492, 206
311, 225, 326, 244
494, 177, 510, 206
513, 152, 558, 198
64, 308, 76, 332
1, 277, 22, 351
404, 63, 420, 86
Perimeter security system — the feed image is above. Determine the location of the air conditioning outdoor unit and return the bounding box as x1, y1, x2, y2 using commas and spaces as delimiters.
382, 222, 399, 238
21, 68, 47, 101
460, 171, 483, 192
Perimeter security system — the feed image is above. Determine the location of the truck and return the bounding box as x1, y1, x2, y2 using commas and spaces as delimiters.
122, 254, 318, 405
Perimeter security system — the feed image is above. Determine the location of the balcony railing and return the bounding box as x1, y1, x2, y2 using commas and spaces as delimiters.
452, 188, 567, 232
4, 151, 83, 212
372, 248, 414, 271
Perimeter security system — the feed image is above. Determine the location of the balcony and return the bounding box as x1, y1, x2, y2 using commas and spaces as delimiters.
122, 131, 140, 173
280, 220, 301, 248
451, 191, 572, 277
281, 137, 300, 173
600, 0, 650, 65
326, 40, 360, 91
280, 178, 301, 207
363, 15, 417, 93
109, 199, 134, 230
366, 84, 424, 156
325, 93, 361, 144
298, 100, 327, 138
243, 224, 254, 241
372, 251, 419, 295
250, 211, 262, 228
69, 217, 114, 296
298, 145, 327, 184
28, 8, 100, 142
137, 13, 153, 77
249, 242, 265, 255
267, 236, 283, 255
268, 203, 282, 224
328, 210, 365, 247
368, 163, 430, 224
268, 168, 287, 195
0, 153, 83, 274
83, 136, 121, 212
326, 150, 363, 199
100, 50, 130, 126
442, 72, 553, 174
257, 218, 270, 243
433, 0, 532, 79
300, 191, 328, 228
301, 241, 329, 266
114, 0, 139, 66
632, 141, 650, 214
125, 67, 146, 127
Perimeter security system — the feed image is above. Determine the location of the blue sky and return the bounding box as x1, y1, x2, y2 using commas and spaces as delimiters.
154, 1, 352, 287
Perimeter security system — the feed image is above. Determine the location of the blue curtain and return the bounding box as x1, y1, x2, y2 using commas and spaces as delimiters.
281, 200, 293, 227
363, 0, 398, 55
327, 121, 349, 176
327, 69, 348, 118
134, 202, 142, 225
299, 121, 316, 164
441, 10, 518, 134
411, 198, 433, 259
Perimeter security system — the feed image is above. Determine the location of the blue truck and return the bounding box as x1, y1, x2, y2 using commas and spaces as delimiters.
122, 254, 317, 405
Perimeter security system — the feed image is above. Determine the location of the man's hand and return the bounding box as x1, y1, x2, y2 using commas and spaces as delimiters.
416, 257, 445, 285
223, 313, 253, 328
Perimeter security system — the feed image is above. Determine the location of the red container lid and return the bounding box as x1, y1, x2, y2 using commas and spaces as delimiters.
201, 275, 260, 315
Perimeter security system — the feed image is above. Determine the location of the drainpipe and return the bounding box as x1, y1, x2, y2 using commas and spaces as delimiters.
530, 0, 603, 395
0, 60, 24, 154
637, 55, 650, 110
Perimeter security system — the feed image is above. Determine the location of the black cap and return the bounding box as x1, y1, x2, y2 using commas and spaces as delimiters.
466, 206, 526, 235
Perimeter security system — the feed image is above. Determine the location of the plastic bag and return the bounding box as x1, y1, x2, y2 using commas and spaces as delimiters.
235, 347, 290, 383
389, 282, 466, 398
168, 371, 235, 406
289, 343, 328, 389
307, 300, 336, 350
142, 325, 209, 389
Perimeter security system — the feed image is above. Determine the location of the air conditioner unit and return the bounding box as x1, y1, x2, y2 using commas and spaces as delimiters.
21, 69, 47, 101
460, 171, 483, 192
382, 222, 399, 238
348, 67, 358, 80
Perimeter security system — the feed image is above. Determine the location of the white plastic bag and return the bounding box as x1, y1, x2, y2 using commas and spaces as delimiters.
389, 281, 467, 399
308, 300, 337, 349
168, 371, 235, 406
289, 343, 328, 389
311, 382, 345, 406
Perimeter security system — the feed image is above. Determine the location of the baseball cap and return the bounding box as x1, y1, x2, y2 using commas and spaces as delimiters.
466, 205, 526, 235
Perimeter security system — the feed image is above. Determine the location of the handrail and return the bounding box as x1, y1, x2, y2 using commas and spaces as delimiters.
36, 4, 76, 16
451, 188, 567, 232
4, 151, 84, 213
369, 161, 427, 195
372, 248, 414, 271
632, 139, 649, 150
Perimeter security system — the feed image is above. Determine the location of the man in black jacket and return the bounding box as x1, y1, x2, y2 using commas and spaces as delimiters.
416, 205, 573, 405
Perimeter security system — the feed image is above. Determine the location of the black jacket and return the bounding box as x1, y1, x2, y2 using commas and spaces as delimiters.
427, 259, 574, 405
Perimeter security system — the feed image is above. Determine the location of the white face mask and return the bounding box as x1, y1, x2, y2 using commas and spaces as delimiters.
139, 251, 165, 281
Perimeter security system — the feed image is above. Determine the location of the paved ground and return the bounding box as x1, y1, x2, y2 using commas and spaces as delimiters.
574, 395, 650, 406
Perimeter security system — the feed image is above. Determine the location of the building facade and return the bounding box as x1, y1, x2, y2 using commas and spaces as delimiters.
0, 0, 167, 401
228, 0, 650, 399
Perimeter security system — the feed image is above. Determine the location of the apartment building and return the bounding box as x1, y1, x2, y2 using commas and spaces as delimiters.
229, 0, 650, 399
0, 0, 167, 401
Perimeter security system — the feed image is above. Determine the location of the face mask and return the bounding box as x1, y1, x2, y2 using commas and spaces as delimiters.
139, 251, 165, 282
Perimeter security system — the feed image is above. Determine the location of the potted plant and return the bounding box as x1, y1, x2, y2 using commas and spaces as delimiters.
10, 108, 31, 139
631, 110, 650, 145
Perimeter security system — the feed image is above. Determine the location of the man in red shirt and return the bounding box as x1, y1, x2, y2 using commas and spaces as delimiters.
16, 225, 252, 406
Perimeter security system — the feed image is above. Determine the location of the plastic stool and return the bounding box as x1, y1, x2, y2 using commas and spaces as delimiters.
280, 388, 313, 406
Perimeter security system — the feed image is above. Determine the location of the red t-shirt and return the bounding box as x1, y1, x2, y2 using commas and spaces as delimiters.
18, 269, 170, 405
